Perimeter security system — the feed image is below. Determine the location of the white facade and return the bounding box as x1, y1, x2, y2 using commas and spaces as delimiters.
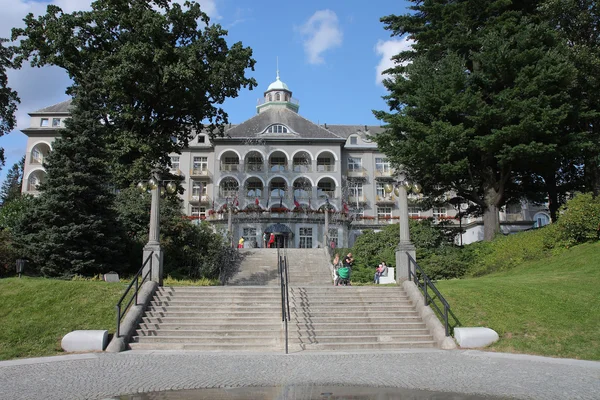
20, 75, 550, 248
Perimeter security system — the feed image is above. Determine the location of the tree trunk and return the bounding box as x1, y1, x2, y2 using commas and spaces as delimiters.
483, 187, 501, 241
545, 173, 559, 222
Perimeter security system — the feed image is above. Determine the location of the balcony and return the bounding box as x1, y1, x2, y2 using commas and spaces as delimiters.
316, 164, 335, 172
220, 163, 242, 173
246, 164, 264, 173
374, 169, 394, 179
189, 168, 211, 178
346, 168, 368, 179
348, 195, 368, 204
189, 194, 211, 204
317, 190, 336, 199
375, 194, 396, 204
292, 164, 311, 173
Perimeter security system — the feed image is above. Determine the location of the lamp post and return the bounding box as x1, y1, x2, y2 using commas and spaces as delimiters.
137, 171, 177, 286
384, 179, 422, 282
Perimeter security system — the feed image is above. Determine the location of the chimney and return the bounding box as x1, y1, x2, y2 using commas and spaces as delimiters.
324, 123, 328, 129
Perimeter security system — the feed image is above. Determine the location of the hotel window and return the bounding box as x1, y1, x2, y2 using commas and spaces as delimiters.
193, 156, 208, 171
348, 157, 362, 171
276, 93, 281, 101
408, 207, 421, 217
170, 156, 180, 172
243, 227, 257, 243
349, 182, 363, 197
377, 207, 392, 219
247, 156, 263, 171
376, 183, 386, 198
268, 94, 272, 102
192, 181, 207, 198
270, 181, 286, 198
350, 136, 357, 145
246, 181, 262, 197
31, 148, 43, 164
267, 125, 288, 134
270, 156, 286, 172
40, 118, 49, 127
433, 207, 447, 218
299, 227, 313, 248
197, 135, 206, 143
52, 118, 61, 127
328, 228, 339, 248
375, 158, 391, 173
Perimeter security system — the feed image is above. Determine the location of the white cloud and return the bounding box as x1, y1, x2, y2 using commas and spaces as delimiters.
299, 9, 343, 65
374, 37, 414, 85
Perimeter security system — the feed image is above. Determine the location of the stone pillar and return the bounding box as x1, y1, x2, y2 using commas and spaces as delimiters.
324, 208, 329, 246
396, 184, 415, 282
228, 204, 233, 247
143, 177, 163, 286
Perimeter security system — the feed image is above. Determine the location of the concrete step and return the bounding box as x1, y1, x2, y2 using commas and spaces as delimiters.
295, 328, 431, 336
139, 322, 282, 330
293, 341, 437, 351
129, 342, 282, 351
144, 311, 281, 318
131, 335, 281, 345
293, 321, 428, 329
135, 329, 282, 337
291, 300, 412, 306
158, 287, 280, 293
291, 311, 419, 318
151, 299, 281, 305
142, 316, 282, 324
292, 316, 423, 323
292, 334, 434, 344
147, 305, 281, 312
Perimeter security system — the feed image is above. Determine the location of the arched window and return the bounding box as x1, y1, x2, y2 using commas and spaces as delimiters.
266, 125, 289, 134
276, 93, 281, 101
285, 94, 289, 101
268, 94, 272, 102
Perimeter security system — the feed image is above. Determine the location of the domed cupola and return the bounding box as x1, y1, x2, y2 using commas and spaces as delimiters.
257, 67, 300, 114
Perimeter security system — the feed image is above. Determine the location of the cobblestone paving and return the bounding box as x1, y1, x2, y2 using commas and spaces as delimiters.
0, 349, 599, 400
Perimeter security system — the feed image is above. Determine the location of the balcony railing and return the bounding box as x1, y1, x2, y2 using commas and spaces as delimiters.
218, 191, 239, 199
268, 165, 287, 173
374, 169, 394, 179
189, 168, 211, 178
375, 194, 396, 204
220, 163, 241, 172
189, 194, 211, 204
30, 156, 44, 165
246, 164, 264, 172
257, 97, 300, 106
346, 168, 368, 178
348, 195, 368, 204
317, 190, 336, 199
316, 164, 335, 172
293, 191, 312, 199
292, 164, 311, 173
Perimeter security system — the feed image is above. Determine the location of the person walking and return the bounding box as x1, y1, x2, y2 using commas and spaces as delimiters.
262, 232, 268, 248
268, 233, 275, 248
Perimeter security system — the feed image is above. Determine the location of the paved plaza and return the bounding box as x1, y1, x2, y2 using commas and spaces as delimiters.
0, 349, 599, 399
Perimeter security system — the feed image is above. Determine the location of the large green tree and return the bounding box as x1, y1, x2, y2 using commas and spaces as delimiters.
0, 39, 20, 169
12, 0, 256, 186
0, 156, 25, 205
14, 97, 127, 277
375, 2, 576, 240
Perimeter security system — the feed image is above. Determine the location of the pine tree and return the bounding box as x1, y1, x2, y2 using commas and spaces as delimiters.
18, 98, 126, 277
0, 156, 24, 205
0, 39, 20, 168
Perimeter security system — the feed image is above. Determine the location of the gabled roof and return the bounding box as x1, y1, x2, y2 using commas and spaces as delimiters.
31, 99, 73, 114
324, 124, 386, 138
222, 107, 344, 140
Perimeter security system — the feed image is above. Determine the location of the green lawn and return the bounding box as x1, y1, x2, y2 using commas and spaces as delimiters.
436, 242, 600, 360
0, 278, 124, 360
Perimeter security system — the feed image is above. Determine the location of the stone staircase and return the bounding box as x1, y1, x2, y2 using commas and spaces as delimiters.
289, 286, 436, 351
129, 286, 283, 351
128, 248, 438, 351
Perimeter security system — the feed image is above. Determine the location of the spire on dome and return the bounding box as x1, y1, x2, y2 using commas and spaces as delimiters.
276, 56, 280, 80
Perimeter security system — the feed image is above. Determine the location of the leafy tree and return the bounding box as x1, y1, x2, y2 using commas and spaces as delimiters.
375, 2, 576, 240
0, 39, 20, 168
13, 98, 127, 278
0, 156, 25, 205
12, 0, 256, 187
115, 186, 236, 279
542, 0, 600, 197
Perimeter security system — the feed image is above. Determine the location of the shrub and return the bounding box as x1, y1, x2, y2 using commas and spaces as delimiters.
553, 193, 600, 245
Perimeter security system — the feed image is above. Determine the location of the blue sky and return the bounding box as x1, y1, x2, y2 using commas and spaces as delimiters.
0, 0, 413, 183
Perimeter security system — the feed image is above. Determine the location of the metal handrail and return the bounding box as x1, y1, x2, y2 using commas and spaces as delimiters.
407, 252, 460, 336
115, 252, 153, 338
277, 244, 290, 354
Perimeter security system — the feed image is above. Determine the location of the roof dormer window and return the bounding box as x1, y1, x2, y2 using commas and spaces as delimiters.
350, 136, 358, 145
266, 124, 289, 134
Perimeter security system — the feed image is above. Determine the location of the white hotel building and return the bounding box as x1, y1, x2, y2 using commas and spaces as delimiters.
20, 73, 550, 247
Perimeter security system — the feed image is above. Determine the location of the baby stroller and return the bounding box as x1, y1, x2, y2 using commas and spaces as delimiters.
336, 266, 350, 286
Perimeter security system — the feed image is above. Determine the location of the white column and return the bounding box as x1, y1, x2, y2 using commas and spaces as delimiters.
143, 172, 163, 286
395, 183, 415, 283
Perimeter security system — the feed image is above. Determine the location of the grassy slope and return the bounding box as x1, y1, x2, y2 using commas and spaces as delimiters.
0, 278, 124, 360
436, 242, 600, 360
